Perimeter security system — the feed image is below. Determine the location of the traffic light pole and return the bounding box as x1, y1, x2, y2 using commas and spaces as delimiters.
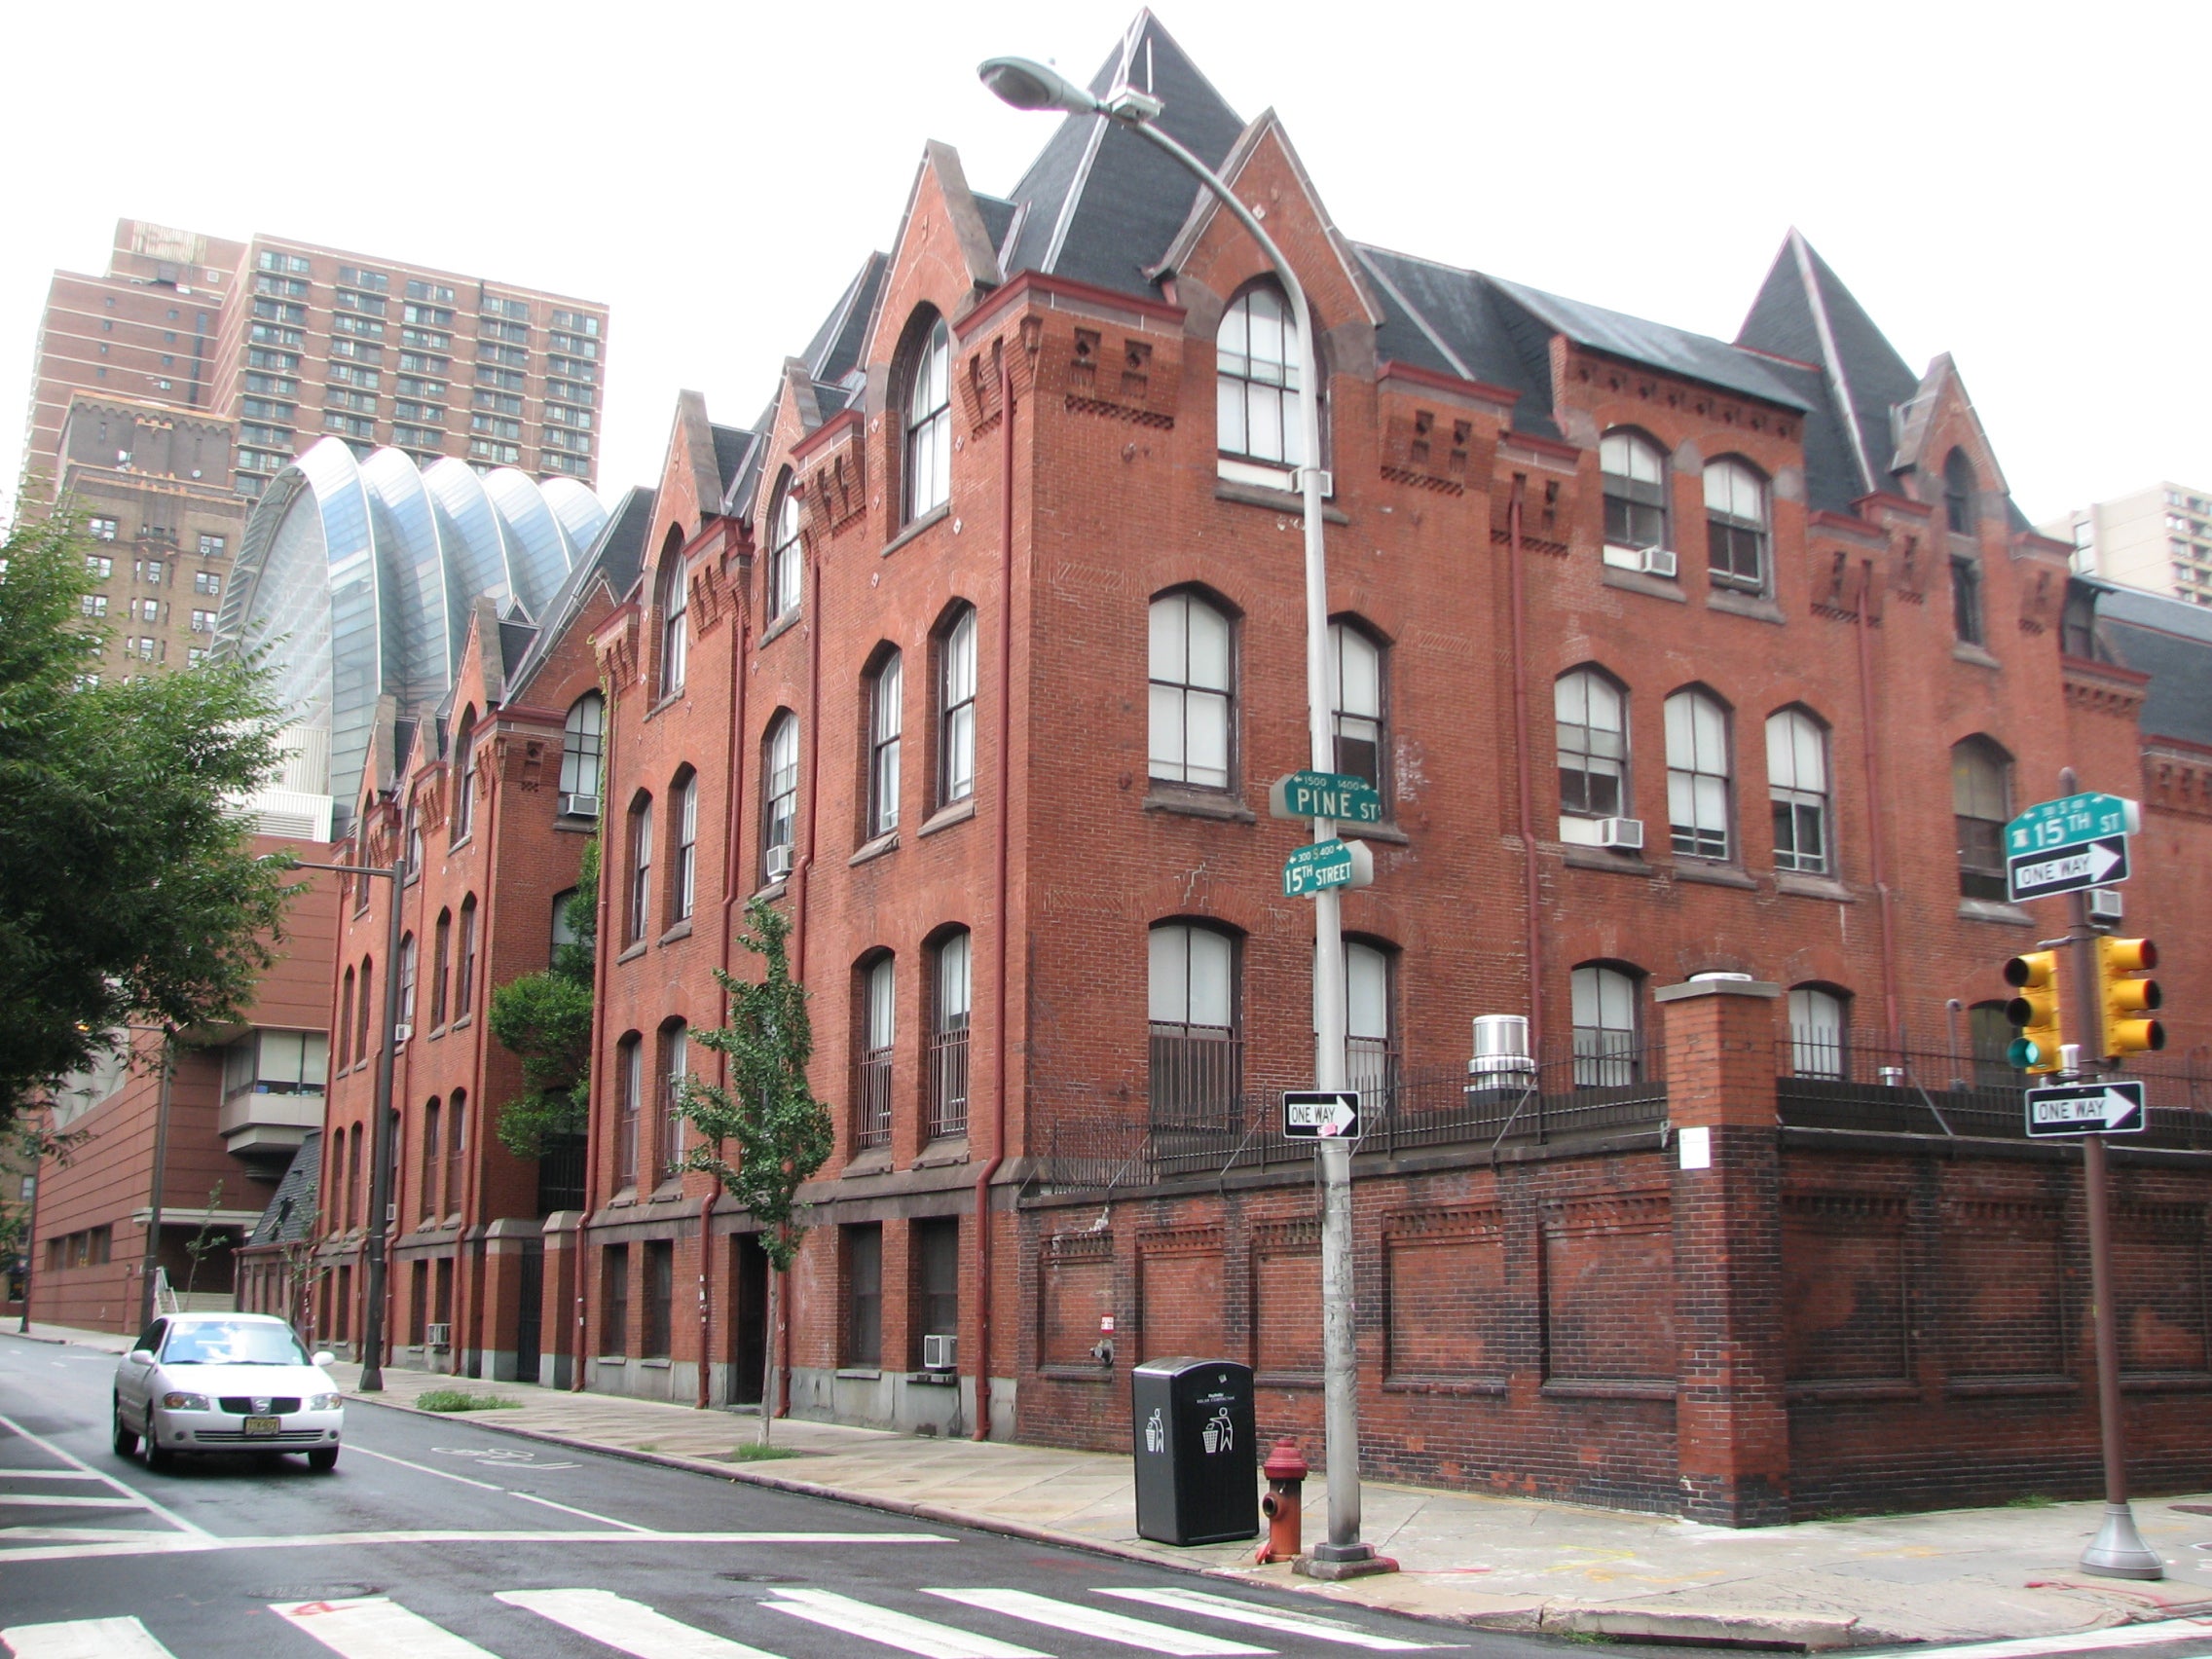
2057, 770, 2161, 1580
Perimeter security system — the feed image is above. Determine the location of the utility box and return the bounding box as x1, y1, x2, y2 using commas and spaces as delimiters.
1130, 1356, 1258, 1546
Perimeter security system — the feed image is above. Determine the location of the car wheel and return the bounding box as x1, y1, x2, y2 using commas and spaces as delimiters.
307, 1446, 338, 1473
111, 1398, 138, 1458
143, 1427, 172, 1473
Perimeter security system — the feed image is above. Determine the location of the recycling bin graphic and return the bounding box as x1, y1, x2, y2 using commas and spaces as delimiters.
1130, 1356, 1258, 1546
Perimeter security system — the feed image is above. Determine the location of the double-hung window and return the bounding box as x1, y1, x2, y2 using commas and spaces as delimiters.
1556, 670, 1627, 831
1767, 709, 1829, 873
1705, 459, 1767, 590
1148, 593, 1233, 790
1665, 689, 1732, 861
930, 931, 971, 1140
673, 773, 698, 921
1329, 622, 1384, 794
769, 486, 801, 620
903, 318, 951, 521
1148, 923, 1237, 1126
1570, 964, 1641, 1087
855, 957, 895, 1151
938, 606, 977, 805
1216, 286, 1304, 483
763, 716, 798, 882
867, 651, 902, 838
1601, 431, 1668, 559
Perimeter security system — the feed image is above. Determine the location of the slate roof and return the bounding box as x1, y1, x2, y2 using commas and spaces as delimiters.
2096, 585, 2212, 749
505, 484, 656, 699
244, 1130, 321, 1247
711, 424, 753, 499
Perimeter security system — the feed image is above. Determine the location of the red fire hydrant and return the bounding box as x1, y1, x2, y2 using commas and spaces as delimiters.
1255, 1437, 1309, 1565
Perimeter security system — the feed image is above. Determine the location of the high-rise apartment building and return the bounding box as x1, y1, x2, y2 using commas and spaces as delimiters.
2038, 480, 2212, 607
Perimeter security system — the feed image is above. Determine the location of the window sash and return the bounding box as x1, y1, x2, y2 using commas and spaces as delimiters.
870, 655, 903, 836
771, 494, 802, 617
676, 782, 698, 919
560, 696, 604, 795
628, 809, 651, 942
905, 322, 952, 520
940, 609, 977, 803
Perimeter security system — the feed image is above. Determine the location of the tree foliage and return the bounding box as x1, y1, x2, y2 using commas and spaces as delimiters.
675, 899, 833, 1270
490, 837, 597, 1157
0, 509, 297, 1121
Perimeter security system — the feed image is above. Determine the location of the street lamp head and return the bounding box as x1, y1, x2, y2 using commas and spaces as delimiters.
978, 56, 1101, 117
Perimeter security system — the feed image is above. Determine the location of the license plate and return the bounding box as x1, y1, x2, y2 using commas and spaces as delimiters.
241, 1416, 280, 1436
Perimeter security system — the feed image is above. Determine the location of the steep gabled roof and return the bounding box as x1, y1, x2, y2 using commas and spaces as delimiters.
505, 484, 656, 698
244, 1130, 321, 1246
798, 253, 889, 386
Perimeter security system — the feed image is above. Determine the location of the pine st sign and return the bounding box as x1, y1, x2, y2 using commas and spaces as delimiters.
2006, 793, 2138, 904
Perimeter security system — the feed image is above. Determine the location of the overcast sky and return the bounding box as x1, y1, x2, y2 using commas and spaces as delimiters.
4, 0, 2204, 530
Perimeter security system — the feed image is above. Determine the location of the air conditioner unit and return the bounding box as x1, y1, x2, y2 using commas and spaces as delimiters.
1638, 545, 1677, 579
393, 1023, 412, 1044
764, 843, 793, 882
558, 792, 599, 820
1595, 817, 1644, 851
2088, 887, 2124, 924
424, 1322, 451, 1350
921, 1333, 956, 1373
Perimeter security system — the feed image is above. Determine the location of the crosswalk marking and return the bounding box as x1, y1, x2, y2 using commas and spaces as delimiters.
767, 1588, 1048, 1659
0, 1493, 150, 1508
498, 1589, 787, 1659
1, 1616, 178, 1658
1099, 1589, 1439, 1650
927, 1589, 1272, 1657
273, 1597, 499, 1658
0, 1412, 208, 1540
1890, 1619, 2212, 1659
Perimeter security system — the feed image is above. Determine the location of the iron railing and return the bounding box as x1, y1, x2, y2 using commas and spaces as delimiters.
927, 1027, 970, 1140
854, 1049, 893, 1150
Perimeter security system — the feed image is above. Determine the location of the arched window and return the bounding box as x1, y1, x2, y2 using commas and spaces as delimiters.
1148, 922, 1238, 1125
1951, 548, 1984, 645
431, 908, 452, 1026
446, 1088, 466, 1215
855, 954, 896, 1151
1329, 620, 1385, 795
1788, 985, 1849, 1081
451, 707, 479, 841
1570, 963, 1642, 1087
657, 535, 689, 699
1951, 737, 2010, 901
1343, 939, 1393, 1100
346, 1124, 362, 1231
866, 648, 903, 839
1665, 688, 1732, 862
421, 1097, 441, 1221
1967, 1000, 2013, 1088
1216, 284, 1304, 477
625, 793, 652, 944
671, 770, 698, 922
903, 315, 952, 522
1556, 668, 1628, 833
937, 604, 977, 807
768, 479, 802, 620
615, 1033, 642, 1191
403, 801, 423, 883
456, 896, 478, 1018
338, 968, 355, 1070
1149, 591, 1234, 790
551, 887, 580, 962
929, 929, 971, 1140
560, 693, 604, 810
762, 713, 798, 883
656, 1020, 688, 1182
1766, 708, 1829, 874
355, 955, 375, 1061
1943, 447, 1977, 535
1601, 430, 1668, 556
1705, 458, 1768, 590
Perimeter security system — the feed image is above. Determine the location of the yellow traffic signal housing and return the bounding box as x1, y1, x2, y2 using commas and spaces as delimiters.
2094, 937, 2165, 1060
2003, 949, 2065, 1074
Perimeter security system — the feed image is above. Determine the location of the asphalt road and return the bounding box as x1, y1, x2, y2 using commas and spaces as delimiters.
0, 1335, 1534, 1659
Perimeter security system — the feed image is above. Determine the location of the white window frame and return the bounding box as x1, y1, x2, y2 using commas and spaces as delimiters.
1705, 458, 1769, 592
1216, 285, 1306, 490
1148, 593, 1233, 791
560, 693, 604, 798
659, 554, 688, 698
1600, 430, 1669, 568
674, 774, 698, 921
1788, 986, 1848, 1081
769, 486, 801, 620
939, 606, 977, 805
1766, 708, 1829, 874
903, 317, 951, 522
868, 651, 903, 838
1570, 964, 1641, 1087
763, 715, 798, 882
1329, 622, 1384, 798
1665, 689, 1732, 862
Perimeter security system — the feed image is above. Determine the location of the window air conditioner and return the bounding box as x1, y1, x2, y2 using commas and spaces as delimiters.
424, 1322, 451, 1350
2087, 887, 2123, 924
764, 843, 793, 882
1638, 545, 1677, 579
1595, 817, 1644, 851
393, 1023, 412, 1044
921, 1333, 957, 1373
559, 792, 600, 820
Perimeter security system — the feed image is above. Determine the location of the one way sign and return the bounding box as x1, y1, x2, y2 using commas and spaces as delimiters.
2025, 1080, 2146, 1137
2008, 835, 2128, 903
1282, 1089, 1362, 1140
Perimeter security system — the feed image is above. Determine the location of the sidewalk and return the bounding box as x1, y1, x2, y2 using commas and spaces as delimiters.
14, 1322, 2212, 1647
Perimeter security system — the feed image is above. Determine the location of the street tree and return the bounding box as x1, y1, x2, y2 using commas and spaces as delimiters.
490, 838, 597, 1158
0, 510, 297, 1121
674, 899, 833, 1444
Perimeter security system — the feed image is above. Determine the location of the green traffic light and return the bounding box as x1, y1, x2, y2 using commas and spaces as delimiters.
2008, 1037, 2043, 1069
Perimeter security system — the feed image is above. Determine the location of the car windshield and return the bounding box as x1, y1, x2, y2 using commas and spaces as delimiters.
160, 1321, 311, 1367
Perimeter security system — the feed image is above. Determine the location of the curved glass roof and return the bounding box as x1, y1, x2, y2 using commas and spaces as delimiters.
216, 437, 608, 826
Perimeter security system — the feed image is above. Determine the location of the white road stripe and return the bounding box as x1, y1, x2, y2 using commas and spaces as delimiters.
768, 1589, 1047, 1659
928, 1588, 1272, 1656
499, 1589, 787, 1658
346, 1443, 651, 1530
274, 1597, 498, 1658
508, 1488, 652, 1530
1888, 1618, 2212, 1659
0, 1527, 951, 1564
0, 1412, 208, 1539
1, 1615, 178, 1658
1099, 1588, 1438, 1650
0, 1471, 115, 1481
0, 1494, 148, 1508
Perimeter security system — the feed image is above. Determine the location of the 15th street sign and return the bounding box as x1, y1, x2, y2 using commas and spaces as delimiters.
1283, 1089, 1362, 1139
2008, 835, 2129, 903
2006, 792, 2138, 859
2025, 1080, 2146, 1137
1282, 837, 1375, 898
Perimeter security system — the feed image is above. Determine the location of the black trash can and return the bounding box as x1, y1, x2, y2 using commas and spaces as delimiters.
1130, 1356, 1258, 1546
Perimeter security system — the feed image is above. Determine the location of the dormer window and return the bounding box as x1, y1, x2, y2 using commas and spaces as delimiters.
1216, 285, 1304, 490
903, 316, 951, 522
1601, 431, 1669, 569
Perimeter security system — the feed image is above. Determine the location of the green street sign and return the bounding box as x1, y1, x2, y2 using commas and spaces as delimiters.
1269, 770, 1383, 826
2005, 792, 2138, 860
1282, 837, 1375, 898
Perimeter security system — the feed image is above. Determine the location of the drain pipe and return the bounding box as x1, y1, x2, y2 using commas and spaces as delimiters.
1855, 558, 1902, 1052
1507, 476, 1544, 1053
974, 345, 1017, 1441
700, 533, 749, 1411
575, 662, 622, 1391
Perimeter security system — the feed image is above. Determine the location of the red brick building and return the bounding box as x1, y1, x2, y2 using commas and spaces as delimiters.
314, 17, 2212, 1520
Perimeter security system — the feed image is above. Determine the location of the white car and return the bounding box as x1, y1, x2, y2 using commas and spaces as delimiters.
113, 1311, 344, 1472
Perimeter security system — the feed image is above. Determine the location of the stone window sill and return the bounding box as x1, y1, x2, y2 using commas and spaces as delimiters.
607, 1190, 637, 1207
447, 834, 474, 855
1600, 567, 1686, 604
913, 1137, 969, 1168
639, 1357, 672, 1369
1952, 641, 2001, 669
658, 919, 693, 945
842, 1148, 893, 1178
1143, 786, 1256, 824
883, 504, 951, 559
1212, 478, 1351, 525
835, 1367, 883, 1381
760, 610, 802, 648
1254, 1371, 1322, 1391
905, 1371, 960, 1387
753, 877, 789, 903
1958, 898, 2034, 926
1775, 872, 1856, 903
1706, 587, 1786, 625
918, 798, 976, 837
647, 1183, 687, 1203
1786, 1378, 1921, 1404
1670, 861, 1757, 891
554, 817, 595, 835
1351, 821, 1409, 846
451, 1014, 473, 1032
1382, 1374, 1509, 1397
849, 831, 899, 868
1539, 1377, 1675, 1401
2119, 1371, 2212, 1394
647, 688, 686, 719
596, 1355, 627, 1367
1560, 844, 1650, 876
616, 940, 648, 964
1039, 1364, 1117, 1384
1944, 1375, 2079, 1398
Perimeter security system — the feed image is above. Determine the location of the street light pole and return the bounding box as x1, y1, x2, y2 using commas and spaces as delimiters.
134, 1032, 177, 1335
979, 56, 1379, 1572
296, 857, 406, 1391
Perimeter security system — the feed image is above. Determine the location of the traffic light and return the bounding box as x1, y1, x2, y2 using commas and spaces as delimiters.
2094, 937, 2165, 1060
2003, 949, 2065, 1074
